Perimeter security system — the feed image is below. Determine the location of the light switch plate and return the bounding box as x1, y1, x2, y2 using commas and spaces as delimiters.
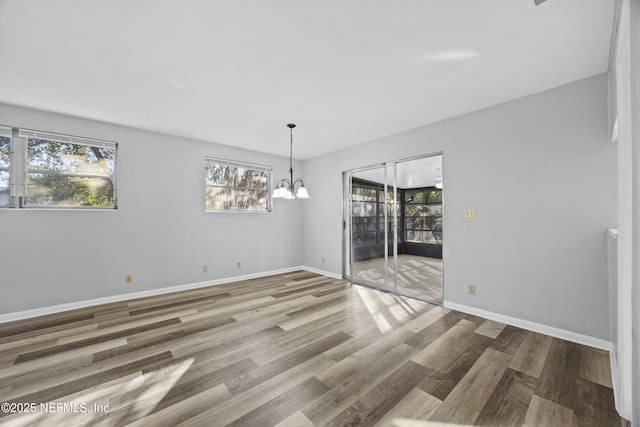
464, 208, 476, 219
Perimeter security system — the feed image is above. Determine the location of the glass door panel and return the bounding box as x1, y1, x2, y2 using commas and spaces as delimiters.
395, 155, 443, 303
350, 165, 393, 291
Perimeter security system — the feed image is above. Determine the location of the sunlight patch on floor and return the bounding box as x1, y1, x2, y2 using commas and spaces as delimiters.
355, 285, 393, 334
122, 357, 194, 421
3, 358, 194, 426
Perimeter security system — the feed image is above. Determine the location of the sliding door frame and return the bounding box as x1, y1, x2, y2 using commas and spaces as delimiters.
342, 152, 444, 304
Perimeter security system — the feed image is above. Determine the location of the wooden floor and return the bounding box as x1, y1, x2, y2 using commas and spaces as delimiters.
0, 271, 627, 426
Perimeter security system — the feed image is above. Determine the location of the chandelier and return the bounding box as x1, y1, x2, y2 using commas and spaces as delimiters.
271, 123, 310, 199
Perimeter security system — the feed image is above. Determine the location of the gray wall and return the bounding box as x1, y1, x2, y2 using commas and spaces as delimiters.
303, 74, 616, 340
0, 104, 303, 314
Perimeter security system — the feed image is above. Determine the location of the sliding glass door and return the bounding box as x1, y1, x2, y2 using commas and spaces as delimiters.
343, 154, 443, 303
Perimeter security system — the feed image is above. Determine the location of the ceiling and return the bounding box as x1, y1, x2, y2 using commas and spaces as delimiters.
0, 0, 614, 159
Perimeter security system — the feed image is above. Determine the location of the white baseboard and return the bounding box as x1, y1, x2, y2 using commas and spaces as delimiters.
0, 266, 310, 324
444, 301, 612, 352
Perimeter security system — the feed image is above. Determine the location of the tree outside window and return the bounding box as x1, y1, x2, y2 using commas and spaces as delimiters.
25, 137, 116, 208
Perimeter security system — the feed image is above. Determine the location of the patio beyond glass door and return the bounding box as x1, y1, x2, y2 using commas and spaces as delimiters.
344, 154, 444, 304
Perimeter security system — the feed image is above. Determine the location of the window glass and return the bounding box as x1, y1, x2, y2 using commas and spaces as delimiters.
23, 133, 116, 208
404, 189, 442, 244
205, 158, 272, 212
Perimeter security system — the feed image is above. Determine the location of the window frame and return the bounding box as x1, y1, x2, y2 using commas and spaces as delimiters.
0, 126, 11, 208
204, 157, 273, 213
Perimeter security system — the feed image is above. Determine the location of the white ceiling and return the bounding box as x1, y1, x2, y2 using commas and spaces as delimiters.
0, 0, 614, 159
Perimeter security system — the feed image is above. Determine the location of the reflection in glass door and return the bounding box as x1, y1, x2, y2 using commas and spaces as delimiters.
349, 165, 393, 291
343, 154, 443, 304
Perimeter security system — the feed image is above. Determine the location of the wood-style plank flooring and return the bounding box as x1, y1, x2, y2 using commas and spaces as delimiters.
0, 271, 628, 426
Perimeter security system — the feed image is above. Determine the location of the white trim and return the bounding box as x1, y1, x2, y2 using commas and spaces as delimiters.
614, 0, 635, 419
0, 266, 306, 324
444, 301, 612, 351
610, 350, 622, 410
18, 127, 116, 149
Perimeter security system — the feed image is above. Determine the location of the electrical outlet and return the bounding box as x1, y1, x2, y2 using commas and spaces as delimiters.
236, 261, 241, 269
464, 208, 476, 219
125, 275, 133, 284
468, 285, 476, 295
322, 257, 326, 264
203, 265, 208, 273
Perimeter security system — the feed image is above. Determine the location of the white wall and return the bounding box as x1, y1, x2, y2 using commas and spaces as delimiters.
303, 74, 616, 341
0, 103, 303, 314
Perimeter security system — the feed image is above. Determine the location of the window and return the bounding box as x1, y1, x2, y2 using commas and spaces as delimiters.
20, 130, 117, 208
0, 127, 117, 209
404, 189, 442, 244
205, 158, 272, 212
0, 127, 10, 207
351, 179, 443, 251
351, 181, 400, 248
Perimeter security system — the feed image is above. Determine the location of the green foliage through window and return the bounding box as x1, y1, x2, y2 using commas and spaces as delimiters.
25, 138, 116, 207
22, 131, 117, 208
0, 128, 117, 209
